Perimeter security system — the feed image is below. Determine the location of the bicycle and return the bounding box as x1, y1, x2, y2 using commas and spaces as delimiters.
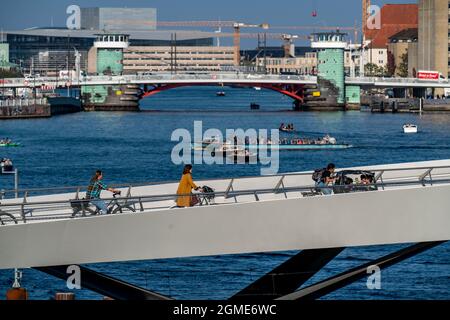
71, 191, 137, 217
105, 191, 138, 215
0, 210, 17, 225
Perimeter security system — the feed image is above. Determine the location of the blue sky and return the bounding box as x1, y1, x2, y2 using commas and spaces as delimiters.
0, 0, 415, 47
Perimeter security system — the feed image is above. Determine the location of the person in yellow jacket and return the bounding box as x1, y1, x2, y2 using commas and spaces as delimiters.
176, 165, 201, 207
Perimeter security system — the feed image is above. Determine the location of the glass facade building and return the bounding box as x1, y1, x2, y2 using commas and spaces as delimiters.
0, 43, 9, 64
6, 32, 93, 75
5, 29, 213, 75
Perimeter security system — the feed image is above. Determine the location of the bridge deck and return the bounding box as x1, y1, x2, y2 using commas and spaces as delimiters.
1, 159, 450, 225
2, 73, 450, 89
1, 159, 450, 269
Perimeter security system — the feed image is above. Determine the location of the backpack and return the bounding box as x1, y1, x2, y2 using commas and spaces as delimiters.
312, 168, 326, 182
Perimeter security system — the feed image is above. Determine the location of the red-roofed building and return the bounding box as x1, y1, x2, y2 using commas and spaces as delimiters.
365, 4, 418, 49
364, 3, 418, 69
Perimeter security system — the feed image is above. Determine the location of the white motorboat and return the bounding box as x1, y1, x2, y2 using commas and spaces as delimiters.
403, 124, 418, 134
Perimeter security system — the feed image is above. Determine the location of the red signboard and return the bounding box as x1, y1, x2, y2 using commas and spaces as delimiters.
417, 71, 440, 80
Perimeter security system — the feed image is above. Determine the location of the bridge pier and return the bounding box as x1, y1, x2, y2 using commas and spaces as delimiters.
345, 85, 361, 110
81, 85, 141, 112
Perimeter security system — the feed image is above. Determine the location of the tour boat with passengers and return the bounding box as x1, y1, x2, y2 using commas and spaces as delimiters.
194, 134, 352, 152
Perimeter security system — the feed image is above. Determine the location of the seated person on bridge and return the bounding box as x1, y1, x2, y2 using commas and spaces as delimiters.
359, 174, 377, 191
360, 174, 371, 185
86, 170, 121, 215
315, 163, 336, 196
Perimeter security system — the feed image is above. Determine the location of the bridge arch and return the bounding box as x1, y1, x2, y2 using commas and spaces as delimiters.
141, 83, 305, 103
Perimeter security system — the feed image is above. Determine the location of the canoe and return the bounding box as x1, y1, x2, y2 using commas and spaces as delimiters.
0, 143, 21, 147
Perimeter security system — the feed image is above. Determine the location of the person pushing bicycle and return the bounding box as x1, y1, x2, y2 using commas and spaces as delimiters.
86, 170, 121, 215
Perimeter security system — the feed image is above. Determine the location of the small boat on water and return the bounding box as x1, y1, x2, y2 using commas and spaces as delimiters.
246, 143, 352, 150
250, 103, 260, 110
224, 147, 258, 163
279, 123, 296, 133
249, 135, 351, 150
1, 158, 15, 174
216, 91, 226, 97
0, 143, 20, 148
194, 135, 352, 152
202, 144, 257, 163
403, 124, 418, 134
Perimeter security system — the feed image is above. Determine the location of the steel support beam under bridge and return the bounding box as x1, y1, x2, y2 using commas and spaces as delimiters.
34, 241, 446, 300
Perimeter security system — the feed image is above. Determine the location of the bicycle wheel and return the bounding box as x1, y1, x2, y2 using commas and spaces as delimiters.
0, 212, 18, 225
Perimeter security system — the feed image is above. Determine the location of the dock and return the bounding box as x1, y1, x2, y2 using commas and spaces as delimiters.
0, 97, 82, 119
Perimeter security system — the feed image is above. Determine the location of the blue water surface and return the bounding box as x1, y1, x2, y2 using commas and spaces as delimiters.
0, 86, 449, 300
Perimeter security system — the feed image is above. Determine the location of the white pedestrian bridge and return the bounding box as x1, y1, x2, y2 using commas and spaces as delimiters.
0, 159, 449, 270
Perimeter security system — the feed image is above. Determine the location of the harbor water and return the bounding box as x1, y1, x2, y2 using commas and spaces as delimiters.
0, 86, 449, 300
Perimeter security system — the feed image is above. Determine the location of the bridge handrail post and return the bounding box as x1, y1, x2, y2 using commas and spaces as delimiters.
374, 171, 385, 190
419, 168, 433, 187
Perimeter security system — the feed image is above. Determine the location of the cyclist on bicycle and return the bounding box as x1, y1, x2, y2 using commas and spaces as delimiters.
86, 170, 121, 215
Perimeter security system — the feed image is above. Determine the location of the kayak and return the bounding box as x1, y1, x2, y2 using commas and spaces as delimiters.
0, 143, 21, 147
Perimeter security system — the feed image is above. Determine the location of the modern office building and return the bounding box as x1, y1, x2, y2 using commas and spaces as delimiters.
256, 52, 317, 75
121, 46, 235, 73
4, 29, 214, 75
418, 0, 448, 80
241, 46, 314, 62
80, 8, 157, 31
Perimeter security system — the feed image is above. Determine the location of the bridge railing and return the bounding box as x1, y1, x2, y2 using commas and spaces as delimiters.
1, 164, 450, 226
1, 73, 318, 88
0, 175, 449, 227
0, 98, 47, 108
346, 77, 450, 85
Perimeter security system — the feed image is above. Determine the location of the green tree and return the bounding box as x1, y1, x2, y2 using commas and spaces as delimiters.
365, 63, 387, 77
0, 68, 23, 78
397, 52, 409, 78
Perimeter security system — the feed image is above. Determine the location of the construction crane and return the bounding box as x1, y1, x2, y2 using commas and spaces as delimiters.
232, 22, 269, 65
282, 34, 299, 58
106, 20, 270, 65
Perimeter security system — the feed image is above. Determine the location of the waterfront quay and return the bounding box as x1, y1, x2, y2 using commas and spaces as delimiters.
0, 97, 82, 119
0, 98, 49, 119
